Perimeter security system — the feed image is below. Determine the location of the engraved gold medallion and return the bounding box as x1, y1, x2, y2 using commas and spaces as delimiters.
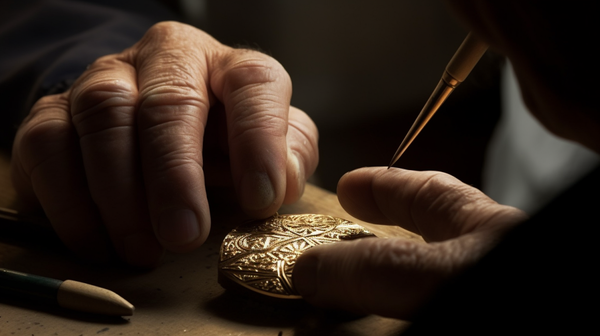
218, 213, 375, 299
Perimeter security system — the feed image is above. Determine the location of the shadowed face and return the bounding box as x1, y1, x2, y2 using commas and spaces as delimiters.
444, 0, 600, 153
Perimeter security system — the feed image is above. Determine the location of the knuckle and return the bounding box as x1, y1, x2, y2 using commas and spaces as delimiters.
20, 95, 70, 145
222, 59, 292, 142
26, 94, 67, 121
229, 108, 287, 143
404, 172, 464, 234
137, 93, 206, 133
140, 46, 198, 81
225, 55, 290, 90
135, 59, 209, 127
138, 78, 206, 111
415, 171, 494, 236
426, 176, 484, 214
154, 150, 201, 177
137, 21, 213, 61
145, 21, 186, 41
138, 22, 191, 53
18, 117, 74, 174
70, 75, 136, 138
20, 118, 72, 154
415, 172, 462, 204
72, 81, 135, 114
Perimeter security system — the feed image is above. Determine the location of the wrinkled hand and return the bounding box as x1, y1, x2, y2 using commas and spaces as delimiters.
293, 167, 527, 319
11, 22, 318, 267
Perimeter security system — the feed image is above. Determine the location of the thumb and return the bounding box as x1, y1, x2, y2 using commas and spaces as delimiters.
293, 237, 450, 319
293, 167, 529, 318
293, 228, 501, 319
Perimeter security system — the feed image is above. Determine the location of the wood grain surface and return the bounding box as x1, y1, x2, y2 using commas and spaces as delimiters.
0, 150, 421, 335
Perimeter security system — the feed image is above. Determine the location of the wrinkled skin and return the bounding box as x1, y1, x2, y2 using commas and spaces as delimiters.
293, 0, 599, 319
294, 168, 527, 318
11, 22, 319, 267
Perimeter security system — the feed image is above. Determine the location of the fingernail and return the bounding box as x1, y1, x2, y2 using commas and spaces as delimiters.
289, 152, 305, 198
293, 254, 318, 298
158, 209, 200, 245
122, 231, 163, 268
241, 171, 275, 211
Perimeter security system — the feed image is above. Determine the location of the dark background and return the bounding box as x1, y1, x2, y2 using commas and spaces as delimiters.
193, 0, 503, 193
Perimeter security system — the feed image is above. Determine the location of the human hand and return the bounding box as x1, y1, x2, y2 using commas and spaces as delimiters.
293, 167, 527, 319
10, 22, 318, 267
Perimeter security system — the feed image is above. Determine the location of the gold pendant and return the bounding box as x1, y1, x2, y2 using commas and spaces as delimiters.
218, 213, 375, 299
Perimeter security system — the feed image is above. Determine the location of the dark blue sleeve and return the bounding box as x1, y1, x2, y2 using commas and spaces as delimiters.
0, 0, 176, 149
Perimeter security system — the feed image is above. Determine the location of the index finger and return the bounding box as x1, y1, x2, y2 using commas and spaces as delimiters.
337, 167, 527, 242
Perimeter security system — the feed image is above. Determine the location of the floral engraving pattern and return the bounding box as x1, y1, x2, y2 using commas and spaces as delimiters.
218, 214, 374, 299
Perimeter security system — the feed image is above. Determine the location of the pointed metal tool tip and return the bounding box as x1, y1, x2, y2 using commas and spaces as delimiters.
383, 33, 488, 172
387, 148, 403, 169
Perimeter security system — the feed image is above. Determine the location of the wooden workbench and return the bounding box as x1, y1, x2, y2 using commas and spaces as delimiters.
0, 149, 420, 335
